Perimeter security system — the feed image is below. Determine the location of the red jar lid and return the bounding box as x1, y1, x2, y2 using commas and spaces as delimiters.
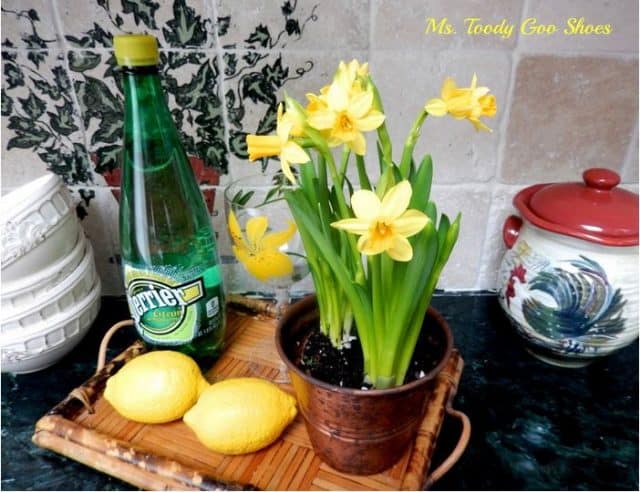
514, 168, 639, 247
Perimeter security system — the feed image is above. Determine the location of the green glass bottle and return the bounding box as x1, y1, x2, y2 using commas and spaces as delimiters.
115, 34, 225, 367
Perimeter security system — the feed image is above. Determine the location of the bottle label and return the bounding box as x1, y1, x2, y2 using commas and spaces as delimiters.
124, 264, 223, 346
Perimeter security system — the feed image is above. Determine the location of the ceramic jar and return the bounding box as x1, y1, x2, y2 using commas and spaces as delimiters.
498, 168, 638, 367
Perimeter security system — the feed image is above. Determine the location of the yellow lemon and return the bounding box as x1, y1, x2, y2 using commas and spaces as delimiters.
183, 377, 297, 455
104, 351, 209, 424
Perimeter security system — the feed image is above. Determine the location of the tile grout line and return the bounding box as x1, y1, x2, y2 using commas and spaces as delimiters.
368, 0, 374, 61
49, 0, 96, 186
473, 0, 529, 290
620, 119, 639, 183
5, 45, 638, 59
208, 0, 233, 171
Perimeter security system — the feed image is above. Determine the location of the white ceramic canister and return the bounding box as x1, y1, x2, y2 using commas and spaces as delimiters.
497, 168, 638, 367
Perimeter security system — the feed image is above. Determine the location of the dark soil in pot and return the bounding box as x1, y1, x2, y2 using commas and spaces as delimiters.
298, 320, 447, 389
276, 296, 454, 475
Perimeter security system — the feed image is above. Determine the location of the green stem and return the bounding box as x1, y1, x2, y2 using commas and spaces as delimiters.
338, 147, 350, 186
369, 79, 393, 169
399, 110, 429, 178
355, 154, 371, 190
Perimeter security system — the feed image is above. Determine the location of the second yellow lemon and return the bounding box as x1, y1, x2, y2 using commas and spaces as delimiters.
104, 350, 209, 424
183, 377, 297, 455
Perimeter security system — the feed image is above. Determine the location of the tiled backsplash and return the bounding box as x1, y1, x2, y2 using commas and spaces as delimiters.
2, 0, 638, 295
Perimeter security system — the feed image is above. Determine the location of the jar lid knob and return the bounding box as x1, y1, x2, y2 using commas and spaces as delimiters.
583, 167, 620, 191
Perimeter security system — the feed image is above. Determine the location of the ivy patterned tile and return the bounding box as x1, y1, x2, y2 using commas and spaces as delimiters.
222, 49, 367, 180
216, 0, 369, 50
1, 49, 92, 187
1, 0, 60, 49
66, 49, 227, 185
57, 0, 213, 48
71, 187, 123, 296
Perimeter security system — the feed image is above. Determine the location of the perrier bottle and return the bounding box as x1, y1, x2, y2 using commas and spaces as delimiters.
115, 34, 225, 366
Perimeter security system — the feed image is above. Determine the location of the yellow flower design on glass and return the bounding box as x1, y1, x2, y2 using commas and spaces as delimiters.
424, 73, 497, 131
246, 103, 310, 184
228, 210, 297, 282
331, 181, 429, 262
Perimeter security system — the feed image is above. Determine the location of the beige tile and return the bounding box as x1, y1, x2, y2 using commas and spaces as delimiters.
622, 126, 638, 183
501, 55, 638, 183
1, 49, 92, 188
520, 0, 638, 53
216, 0, 368, 50
70, 187, 123, 296
370, 50, 509, 184
429, 185, 492, 289
372, 0, 523, 50
58, 0, 213, 48
1, 0, 60, 49
475, 186, 520, 290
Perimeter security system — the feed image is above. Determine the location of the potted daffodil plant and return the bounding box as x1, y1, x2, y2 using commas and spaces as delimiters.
240, 60, 496, 474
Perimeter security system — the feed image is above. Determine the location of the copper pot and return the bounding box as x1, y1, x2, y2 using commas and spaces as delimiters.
276, 295, 453, 475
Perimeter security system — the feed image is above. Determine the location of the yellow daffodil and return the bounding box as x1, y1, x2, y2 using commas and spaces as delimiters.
331, 181, 429, 261
282, 96, 306, 137
335, 59, 369, 90
228, 211, 297, 282
306, 78, 385, 155
424, 73, 497, 131
246, 104, 310, 183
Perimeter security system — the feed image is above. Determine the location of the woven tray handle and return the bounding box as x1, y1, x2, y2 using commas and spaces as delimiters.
424, 404, 471, 489
95, 319, 134, 373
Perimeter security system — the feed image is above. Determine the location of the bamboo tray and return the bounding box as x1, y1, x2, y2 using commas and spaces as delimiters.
32, 306, 469, 490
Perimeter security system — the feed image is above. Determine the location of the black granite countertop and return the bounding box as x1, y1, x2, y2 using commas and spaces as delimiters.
2, 294, 638, 491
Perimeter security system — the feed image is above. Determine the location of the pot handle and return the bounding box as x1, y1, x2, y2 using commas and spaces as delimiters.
503, 215, 523, 249
424, 405, 471, 489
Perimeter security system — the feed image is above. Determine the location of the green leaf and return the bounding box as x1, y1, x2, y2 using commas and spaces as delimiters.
232, 190, 254, 207
31, 77, 61, 99
409, 154, 433, 211
94, 144, 121, 174
7, 115, 31, 132
37, 145, 63, 167
229, 131, 248, 158
27, 51, 46, 68
223, 52, 237, 76
425, 201, 437, 223
122, 0, 160, 28
4, 63, 24, 89
162, 0, 207, 46
75, 76, 122, 126
217, 16, 230, 37
1, 92, 13, 116
261, 57, 288, 89
174, 62, 215, 110
243, 51, 261, 66
245, 24, 270, 47
285, 18, 301, 36
256, 104, 277, 134
7, 127, 49, 149
91, 110, 122, 144
52, 66, 71, 92
48, 100, 78, 136
194, 104, 223, 127
241, 72, 274, 105
66, 22, 112, 48
18, 91, 46, 119
68, 51, 101, 72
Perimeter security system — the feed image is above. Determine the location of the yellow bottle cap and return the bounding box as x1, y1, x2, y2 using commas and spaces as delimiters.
113, 34, 159, 67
